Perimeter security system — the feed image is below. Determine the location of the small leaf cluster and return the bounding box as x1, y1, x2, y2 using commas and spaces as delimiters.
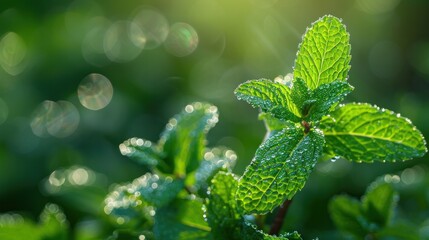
234, 15, 427, 214
104, 103, 299, 239
330, 176, 421, 240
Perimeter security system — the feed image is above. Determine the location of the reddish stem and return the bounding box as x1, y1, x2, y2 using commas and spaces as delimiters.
269, 199, 293, 235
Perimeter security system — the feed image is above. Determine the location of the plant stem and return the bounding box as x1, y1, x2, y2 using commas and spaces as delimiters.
269, 199, 293, 236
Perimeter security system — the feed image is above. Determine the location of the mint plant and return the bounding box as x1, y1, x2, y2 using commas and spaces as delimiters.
0, 15, 427, 240
234, 15, 427, 216
330, 175, 421, 239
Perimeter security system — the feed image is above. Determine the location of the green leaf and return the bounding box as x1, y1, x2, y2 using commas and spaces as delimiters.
294, 15, 351, 90
194, 147, 237, 196
320, 103, 427, 162
241, 222, 302, 240
236, 126, 324, 214
119, 137, 162, 169
159, 102, 219, 175
329, 195, 366, 239
104, 173, 183, 223
377, 222, 421, 240
154, 199, 210, 240
361, 182, 398, 228
235, 79, 300, 121
307, 81, 353, 121
259, 112, 294, 132
205, 172, 242, 240
290, 78, 310, 113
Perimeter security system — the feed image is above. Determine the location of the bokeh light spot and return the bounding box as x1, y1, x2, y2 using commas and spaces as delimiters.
0, 32, 27, 76
82, 17, 111, 66
0, 98, 9, 125
164, 23, 198, 57
103, 21, 145, 63
30, 100, 80, 138
132, 8, 169, 49
78, 73, 113, 110
69, 167, 89, 185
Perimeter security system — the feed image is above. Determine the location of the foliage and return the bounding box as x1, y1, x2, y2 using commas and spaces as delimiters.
0, 15, 427, 240
234, 15, 426, 214
329, 175, 422, 240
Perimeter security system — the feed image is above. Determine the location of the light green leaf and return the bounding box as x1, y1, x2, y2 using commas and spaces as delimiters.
119, 138, 161, 169
241, 222, 302, 240
378, 222, 420, 240
259, 112, 294, 132
362, 182, 398, 228
104, 173, 183, 223
329, 195, 366, 239
206, 172, 242, 240
159, 102, 219, 175
235, 79, 301, 121
294, 15, 351, 90
320, 103, 427, 162
154, 199, 210, 240
236, 126, 324, 214
307, 81, 353, 121
0, 204, 68, 240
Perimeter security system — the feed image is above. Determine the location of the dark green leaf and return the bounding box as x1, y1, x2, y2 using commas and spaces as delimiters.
320, 103, 427, 162
362, 182, 398, 228
307, 81, 353, 121
329, 195, 366, 239
235, 79, 300, 121
294, 15, 351, 90
194, 147, 237, 194
154, 199, 210, 240
104, 173, 183, 223
236, 126, 324, 214
119, 138, 162, 169
159, 102, 219, 175
206, 172, 242, 240
290, 78, 310, 113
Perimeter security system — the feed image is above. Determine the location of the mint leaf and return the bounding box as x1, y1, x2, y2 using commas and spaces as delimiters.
320, 103, 427, 162
153, 199, 210, 240
329, 195, 366, 239
0, 204, 68, 240
241, 222, 302, 240
236, 126, 324, 214
194, 147, 237, 194
235, 79, 301, 121
378, 222, 420, 240
259, 112, 294, 132
307, 81, 353, 121
290, 78, 310, 112
159, 102, 219, 175
206, 172, 242, 240
104, 173, 183, 223
294, 15, 351, 90
362, 182, 398, 228
119, 138, 161, 169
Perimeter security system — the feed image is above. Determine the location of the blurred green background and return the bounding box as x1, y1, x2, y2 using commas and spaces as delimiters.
1, 0, 429, 238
